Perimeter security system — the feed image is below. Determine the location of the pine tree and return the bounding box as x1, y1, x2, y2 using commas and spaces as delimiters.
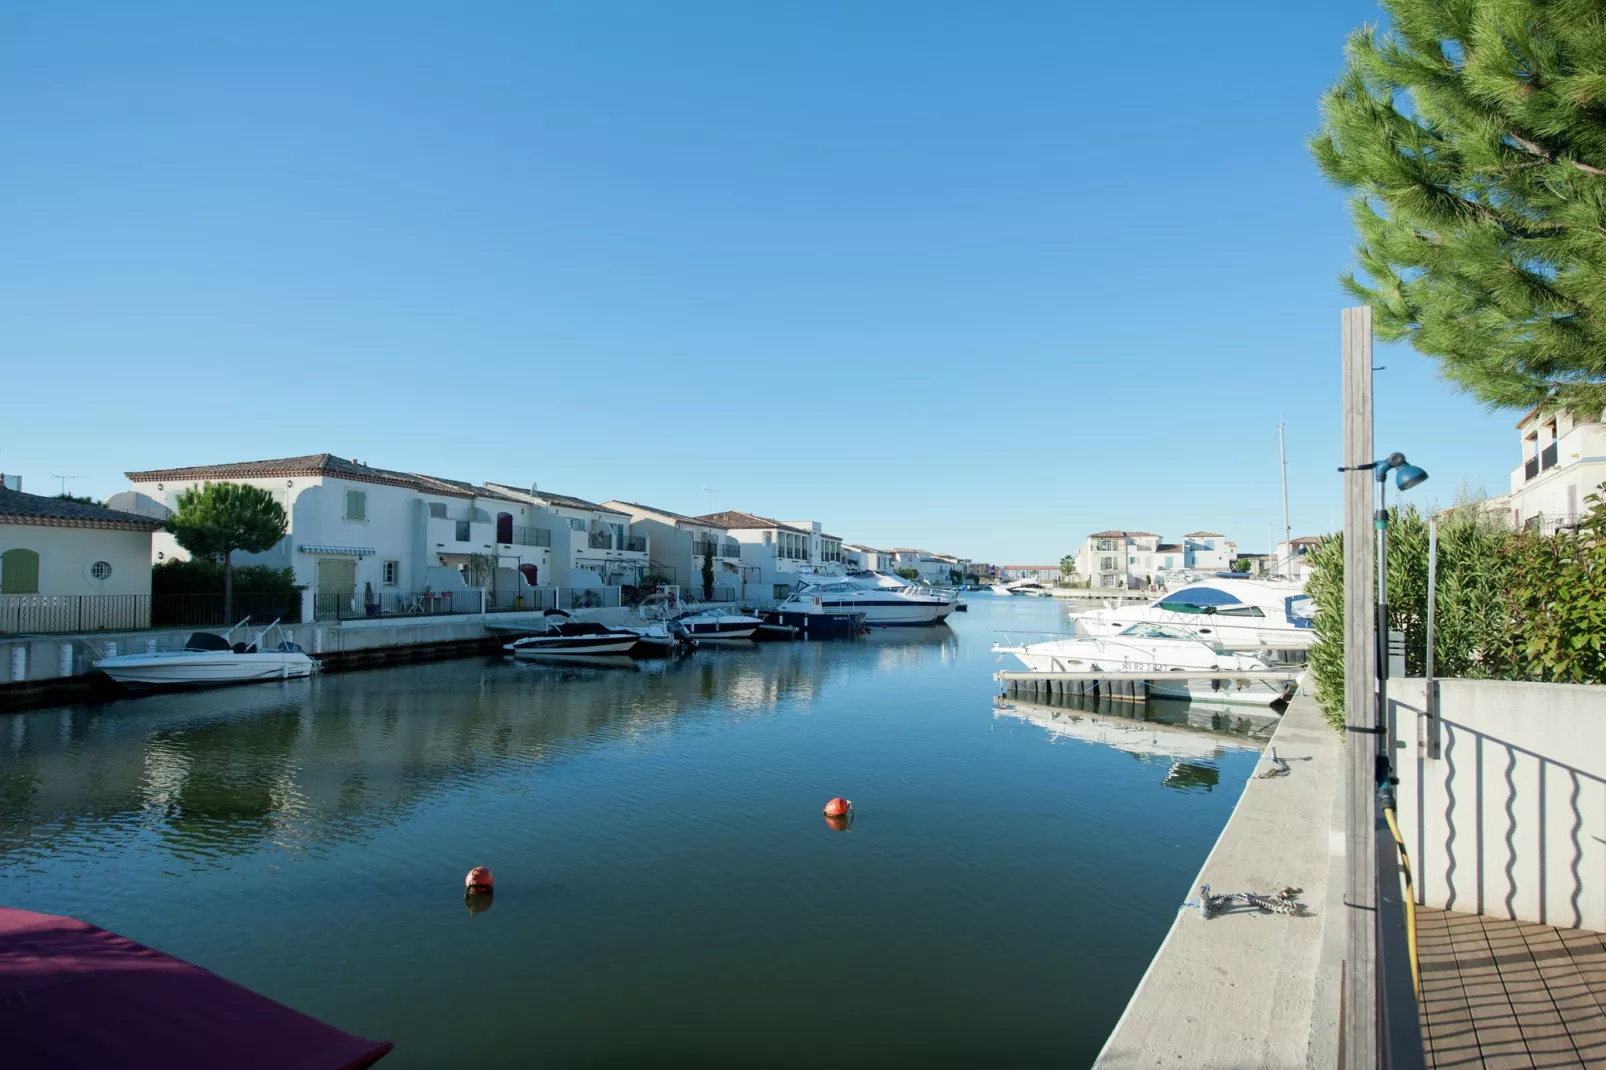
1312, 0, 1606, 412
167, 482, 287, 620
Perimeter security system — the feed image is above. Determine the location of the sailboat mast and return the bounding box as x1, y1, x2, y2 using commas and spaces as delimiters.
1278, 420, 1292, 565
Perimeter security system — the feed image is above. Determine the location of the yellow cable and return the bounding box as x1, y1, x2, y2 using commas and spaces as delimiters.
1382, 806, 1421, 999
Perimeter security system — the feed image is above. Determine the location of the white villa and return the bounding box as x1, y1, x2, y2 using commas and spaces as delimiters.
1072, 529, 1239, 588
1486, 405, 1606, 532
483, 484, 650, 599
1, 487, 166, 631
603, 500, 751, 600
842, 544, 894, 571
688, 511, 845, 599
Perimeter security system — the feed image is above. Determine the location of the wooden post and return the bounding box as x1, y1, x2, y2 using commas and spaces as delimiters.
1342, 306, 1380, 1068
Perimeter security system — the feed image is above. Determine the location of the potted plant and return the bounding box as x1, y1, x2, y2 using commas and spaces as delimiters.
364, 581, 380, 618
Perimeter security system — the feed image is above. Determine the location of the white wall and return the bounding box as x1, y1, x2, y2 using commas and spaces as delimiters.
0, 523, 154, 596
1392, 677, 1606, 932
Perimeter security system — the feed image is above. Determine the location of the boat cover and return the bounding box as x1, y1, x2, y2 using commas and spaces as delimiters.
182, 632, 233, 652
0, 907, 392, 1069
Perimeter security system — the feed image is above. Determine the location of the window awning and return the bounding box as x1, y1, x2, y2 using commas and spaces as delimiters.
298, 544, 377, 556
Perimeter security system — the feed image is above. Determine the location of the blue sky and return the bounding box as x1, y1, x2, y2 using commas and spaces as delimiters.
0, 1, 1516, 563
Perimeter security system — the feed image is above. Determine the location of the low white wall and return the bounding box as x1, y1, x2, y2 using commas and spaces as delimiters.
1391, 678, 1606, 932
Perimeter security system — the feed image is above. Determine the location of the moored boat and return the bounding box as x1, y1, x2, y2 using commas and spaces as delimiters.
505, 611, 641, 657
96, 619, 316, 689
779, 571, 957, 626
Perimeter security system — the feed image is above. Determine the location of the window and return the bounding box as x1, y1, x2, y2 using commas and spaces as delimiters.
763, 531, 772, 545
568, 518, 586, 531
1, 548, 39, 593
1099, 556, 1118, 571
1216, 606, 1264, 617
429, 502, 447, 519
345, 490, 367, 521
383, 560, 400, 586
455, 520, 471, 542
90, 560, 113, 580
773, 584, 790, 599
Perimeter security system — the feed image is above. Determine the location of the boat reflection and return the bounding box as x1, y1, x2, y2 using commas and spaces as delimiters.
993, 692, 1275, 789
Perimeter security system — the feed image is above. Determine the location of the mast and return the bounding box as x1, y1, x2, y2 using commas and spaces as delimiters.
1278, 420, 1292, 570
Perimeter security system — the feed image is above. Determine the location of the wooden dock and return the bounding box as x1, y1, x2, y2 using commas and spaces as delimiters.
995, 668, 1303, 703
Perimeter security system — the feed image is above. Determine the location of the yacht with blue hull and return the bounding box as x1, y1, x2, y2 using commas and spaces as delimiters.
780, 571, 959, 627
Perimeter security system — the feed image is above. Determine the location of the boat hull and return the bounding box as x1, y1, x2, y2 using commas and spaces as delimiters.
98, 653, 316, 687
507, 636, 640, 656
760, 610, 865, 636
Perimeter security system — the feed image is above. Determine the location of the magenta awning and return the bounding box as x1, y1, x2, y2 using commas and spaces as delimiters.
0, 907, 392, 1069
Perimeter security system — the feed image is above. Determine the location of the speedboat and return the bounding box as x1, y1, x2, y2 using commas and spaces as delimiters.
1068, 575, 1314, 652
991, 623, 1297, 707
620, 619, 696, 656
1004, 581, 1052, 597
780, 571, 958, 626
505, 610, 641, 657
673, 608, 763, 640
96, 619, 316, 688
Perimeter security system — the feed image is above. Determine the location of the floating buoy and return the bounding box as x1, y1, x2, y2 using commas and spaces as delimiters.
823, 797, 852, 818
464, 866, 495, 895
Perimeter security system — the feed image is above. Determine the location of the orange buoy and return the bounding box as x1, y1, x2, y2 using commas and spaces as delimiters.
823, 797, 853, 818
464, 866, 495, 895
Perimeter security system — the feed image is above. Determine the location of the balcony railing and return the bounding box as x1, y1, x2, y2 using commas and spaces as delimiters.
504, 526, 551, 547
624, 536, 648, 553
588, 532, 612, 550
1541, 441, 1559, 471
1524, 455, 1540, 481
692, 541, 718, 558
562, 586, 621, 610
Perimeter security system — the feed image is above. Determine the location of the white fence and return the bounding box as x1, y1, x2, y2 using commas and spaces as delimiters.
1391, 678, 1606, 932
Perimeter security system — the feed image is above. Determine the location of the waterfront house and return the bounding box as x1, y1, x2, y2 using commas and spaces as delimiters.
689, 511, 820, 599
1181, 531, 1237, 572
997, 564, 1062, 582
602, 501, 749, 599
1489, 405, 1606, 532
841, 544, 893, 571
1273, 536, 1324, 581
121, 454, 558, 620
1072, 530, 1161, 588
781, 521, 846, 577
485, 484, 649, 598
1, 487, 166, 631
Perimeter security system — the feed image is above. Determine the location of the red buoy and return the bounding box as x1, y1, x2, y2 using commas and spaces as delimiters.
823, 797, 853, 818
464, 866, 495, 895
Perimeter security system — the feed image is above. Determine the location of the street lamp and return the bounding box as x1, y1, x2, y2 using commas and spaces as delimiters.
1338, 452, 1429, 782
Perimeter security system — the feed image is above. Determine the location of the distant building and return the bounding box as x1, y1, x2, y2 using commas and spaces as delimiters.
1273, 536, 1326, 582
842, 544, 894, 571
604, 500, 747, 598
998, 564, 1062, 582
689, 511, 824, 600
1073, 531, 1160, 589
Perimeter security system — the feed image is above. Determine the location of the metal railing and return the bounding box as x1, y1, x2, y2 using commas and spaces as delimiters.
1541, 441, 1559, 471
561, 586, 620, 610
1, 594, 152, 635
485, 587, 558, 612
587, 531, 612, 550
504, 526, 551, 547
624, 536, 648, 553
312, 589, 484, 621
692, 541, 719, 558
681, 586, 736, 604
1522, 513, 1583, 537
1524, 455, 1540, 481
153, 592, 304, 628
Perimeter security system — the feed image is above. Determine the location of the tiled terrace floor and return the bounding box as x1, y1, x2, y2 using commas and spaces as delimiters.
1418, 907, 1606, 1068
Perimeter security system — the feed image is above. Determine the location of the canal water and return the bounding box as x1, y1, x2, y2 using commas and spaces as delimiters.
0, 595, 1270, 1068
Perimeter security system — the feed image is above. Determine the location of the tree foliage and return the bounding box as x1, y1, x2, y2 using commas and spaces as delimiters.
1307, 487, 1606, 730
1312, 0, 1606, 412
894, 568, 920, 581
1059, 554, 1076, 578
701, 547, 715, 600
166, 482, 287, 618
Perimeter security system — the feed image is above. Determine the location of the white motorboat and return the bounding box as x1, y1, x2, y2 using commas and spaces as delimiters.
673, 608, 763, 640
780, 571, 958, 627
1068, 575, 1315, 652
505, 611, 641, 657
1003, 580, 1053, 596
621, 619, 696, 655
96, 619, 316, 688
991, 623, 1298, 707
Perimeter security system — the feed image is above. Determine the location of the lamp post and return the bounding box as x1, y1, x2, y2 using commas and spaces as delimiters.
1338, 452, 1429, 781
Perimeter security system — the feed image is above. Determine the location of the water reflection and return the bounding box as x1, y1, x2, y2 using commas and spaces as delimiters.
993, 693, 1276, 791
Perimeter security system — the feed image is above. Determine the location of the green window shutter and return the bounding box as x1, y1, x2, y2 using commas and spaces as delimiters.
1, 548, 40, 593
346, 490, 366, 521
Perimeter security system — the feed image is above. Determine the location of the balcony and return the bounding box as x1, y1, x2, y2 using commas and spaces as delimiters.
587, 531, 612, 550
1523, 456, 1539, 482
624, 536, 648, 554
1541, 441, 1558, 471
428, 516, 494, 553
502, 525, 551, 548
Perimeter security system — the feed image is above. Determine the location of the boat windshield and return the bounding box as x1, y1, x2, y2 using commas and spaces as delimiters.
1118, 623, 1199, 641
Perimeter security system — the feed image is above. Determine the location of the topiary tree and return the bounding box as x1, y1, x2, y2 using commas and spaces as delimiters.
166, 482, 287, 620
701, 546, 715, 601
1312, 0, 1606, 413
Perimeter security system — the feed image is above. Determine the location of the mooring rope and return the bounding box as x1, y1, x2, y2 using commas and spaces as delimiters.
1182, 883, 1306, 919
1257, 747, 1291, 779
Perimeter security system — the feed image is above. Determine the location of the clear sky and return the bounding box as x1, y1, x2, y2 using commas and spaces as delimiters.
0, 1, 1517, 563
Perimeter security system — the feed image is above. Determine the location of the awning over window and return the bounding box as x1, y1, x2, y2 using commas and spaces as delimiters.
298, 544, 377, 556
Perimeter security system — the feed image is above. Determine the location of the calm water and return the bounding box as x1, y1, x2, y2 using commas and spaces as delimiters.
0, 596, 1269, 1068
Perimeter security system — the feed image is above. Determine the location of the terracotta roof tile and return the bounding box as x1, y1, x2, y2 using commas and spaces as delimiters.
0, 487, 166, 532
689, 510, 807, 534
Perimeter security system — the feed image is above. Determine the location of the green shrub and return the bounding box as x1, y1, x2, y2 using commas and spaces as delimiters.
152, 558, 298, 596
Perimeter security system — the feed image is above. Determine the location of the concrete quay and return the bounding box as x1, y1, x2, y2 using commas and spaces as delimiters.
1094, 696, 1344, 1069
0, 608, 639, 711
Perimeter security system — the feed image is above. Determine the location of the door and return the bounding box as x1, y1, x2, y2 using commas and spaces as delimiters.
316, 557, 357, 618
1, 548, 39, 593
